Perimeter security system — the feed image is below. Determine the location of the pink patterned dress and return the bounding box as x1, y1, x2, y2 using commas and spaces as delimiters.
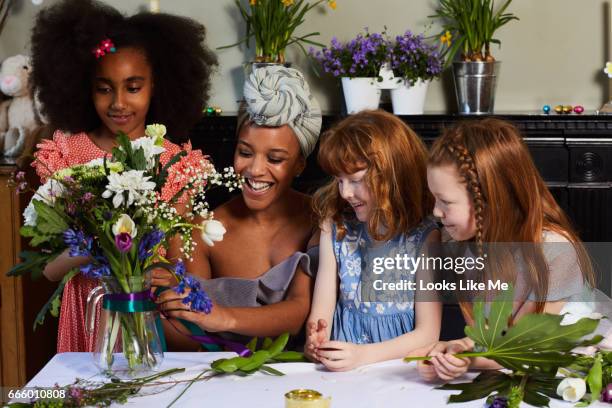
32, 130, 200, 352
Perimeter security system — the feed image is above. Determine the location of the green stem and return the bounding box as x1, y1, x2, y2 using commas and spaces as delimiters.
405, 351, 491, 362
166, 369, 214, 408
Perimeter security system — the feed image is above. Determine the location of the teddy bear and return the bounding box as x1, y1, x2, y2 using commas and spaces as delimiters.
0, 54, 45, 158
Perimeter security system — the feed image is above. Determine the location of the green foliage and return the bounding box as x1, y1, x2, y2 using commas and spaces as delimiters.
219, 0, 333, 63
431, 0, 518, 62
210, 333, 305, 376
405, 287, 604, 406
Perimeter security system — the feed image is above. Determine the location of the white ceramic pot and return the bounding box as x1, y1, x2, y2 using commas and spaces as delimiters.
376, 63, 398, 90
341, 77, 381, 114
390, 79, 429, 115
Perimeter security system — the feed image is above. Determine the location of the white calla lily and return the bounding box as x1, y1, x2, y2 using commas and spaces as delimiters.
200, 219, 226, 246
112, 214, 138, 238
556, 378, 586, 402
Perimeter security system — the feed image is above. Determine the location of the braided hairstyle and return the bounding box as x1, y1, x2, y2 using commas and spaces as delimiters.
429, 118, 595, 318
30, 0, 218, 142
443, 140, 486, 256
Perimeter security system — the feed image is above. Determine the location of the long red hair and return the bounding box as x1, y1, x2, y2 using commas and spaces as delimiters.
313, 110, 433, 241
428, 118, 595, 317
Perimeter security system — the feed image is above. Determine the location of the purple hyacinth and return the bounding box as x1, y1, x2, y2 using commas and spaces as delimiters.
174, 259, 186, 278
174, 275, 213, 314
487, 396, 508, 408
63, 228, 93, 258
80, 255, 111, 279
137, 229, 165, 260
114, 232, 132, 253
602, 383, 612, 403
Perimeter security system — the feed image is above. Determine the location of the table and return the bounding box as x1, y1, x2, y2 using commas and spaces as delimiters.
21, 352, 605, 407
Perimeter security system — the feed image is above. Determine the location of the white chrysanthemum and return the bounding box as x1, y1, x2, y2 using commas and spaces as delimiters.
131, 137, 166, 170
23, 179, 65, 226
102, 170, 156, 208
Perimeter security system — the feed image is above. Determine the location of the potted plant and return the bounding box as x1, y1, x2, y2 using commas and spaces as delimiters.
431, 0, 518, 114
219, 0, 337, 65
387, 30, 444, 114
310, 29, 388, 114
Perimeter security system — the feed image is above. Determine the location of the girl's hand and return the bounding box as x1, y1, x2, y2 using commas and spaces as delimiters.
304, 319, 329, 362
156, 288, 230, 333
150, 267, 179, 288
315, 340, 364, 371
418, 338, 473, 382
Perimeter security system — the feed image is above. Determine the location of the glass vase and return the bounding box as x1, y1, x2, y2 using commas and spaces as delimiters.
86, 275, 164, 377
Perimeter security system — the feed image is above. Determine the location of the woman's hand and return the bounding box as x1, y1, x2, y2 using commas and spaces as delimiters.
304, 319, 329, 362
315, 340, 365, 372
156, 288, 232, 333
417, 338, 474, 382
150, 267, 179, 288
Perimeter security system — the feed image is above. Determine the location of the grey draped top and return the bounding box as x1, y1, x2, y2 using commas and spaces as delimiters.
199, 246, 318, 307
195, 246, 319, 347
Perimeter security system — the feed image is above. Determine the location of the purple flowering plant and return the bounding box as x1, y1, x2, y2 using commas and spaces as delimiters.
309, 28, 389, 78
387, 30, 443, 86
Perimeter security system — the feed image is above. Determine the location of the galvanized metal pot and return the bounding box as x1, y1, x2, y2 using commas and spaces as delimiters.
453, 61, 501, 114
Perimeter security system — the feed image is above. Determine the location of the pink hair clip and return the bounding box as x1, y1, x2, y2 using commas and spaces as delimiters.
92, 38, 116, 59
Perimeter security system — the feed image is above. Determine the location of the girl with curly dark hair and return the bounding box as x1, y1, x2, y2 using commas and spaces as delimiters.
29, 0, 217, 352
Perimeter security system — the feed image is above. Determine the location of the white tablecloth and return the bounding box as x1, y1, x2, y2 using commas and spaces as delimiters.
23, 352, 605, 408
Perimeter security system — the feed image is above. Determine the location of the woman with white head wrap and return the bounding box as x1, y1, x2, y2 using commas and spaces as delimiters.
157, 65, 322, 349
238, 65, 322, 157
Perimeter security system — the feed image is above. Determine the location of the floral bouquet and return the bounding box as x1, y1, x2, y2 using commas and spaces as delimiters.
218, 0, 337, 64
309, 28, 388, 78
9, 124, 241, 374
387, 30, 443, 86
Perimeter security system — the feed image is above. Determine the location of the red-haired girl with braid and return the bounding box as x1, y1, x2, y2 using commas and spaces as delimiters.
418, 118, 597, 381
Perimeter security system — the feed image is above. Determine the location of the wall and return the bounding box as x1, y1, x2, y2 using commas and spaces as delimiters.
1, 0, 610, 114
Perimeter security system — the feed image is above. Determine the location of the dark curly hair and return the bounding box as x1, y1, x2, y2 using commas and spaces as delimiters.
30, 0, 218, 142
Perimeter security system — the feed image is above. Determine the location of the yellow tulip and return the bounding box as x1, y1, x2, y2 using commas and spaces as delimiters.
249, 0, 256, 5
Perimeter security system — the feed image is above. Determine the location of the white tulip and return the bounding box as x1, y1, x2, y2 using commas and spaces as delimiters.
556, 378, 586, 402
200, 219, 226, 246
112, 214, 138, 237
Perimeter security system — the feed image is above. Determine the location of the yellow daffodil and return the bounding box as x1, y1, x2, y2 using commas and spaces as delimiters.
605, 61, 612, 79
282, 0, 294, 6
328, 0, 337, 10
440, 30, 452, 46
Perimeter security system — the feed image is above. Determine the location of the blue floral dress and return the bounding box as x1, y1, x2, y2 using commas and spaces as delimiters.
331, 218, 438, 344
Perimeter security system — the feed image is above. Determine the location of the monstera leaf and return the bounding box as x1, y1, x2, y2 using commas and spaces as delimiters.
406, 287, 602, 374
463, 288, 602, 374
